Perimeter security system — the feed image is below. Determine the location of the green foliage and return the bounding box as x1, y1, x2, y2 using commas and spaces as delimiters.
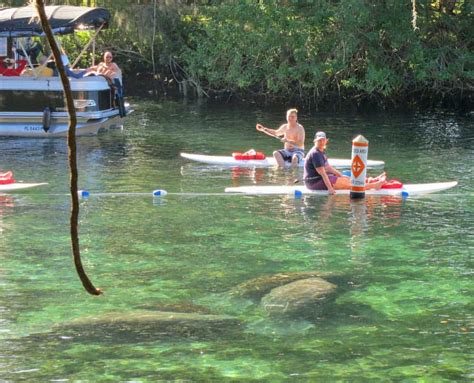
1, 0, 472, 108
174, 0, 473, 107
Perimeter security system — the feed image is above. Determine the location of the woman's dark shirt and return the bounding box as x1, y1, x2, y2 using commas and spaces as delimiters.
303, 146, 328, 181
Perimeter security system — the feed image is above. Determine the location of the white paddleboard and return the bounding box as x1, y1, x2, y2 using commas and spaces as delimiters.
225, 181, 458, 196
180, 152, 385, 169
0, 182, 48, 192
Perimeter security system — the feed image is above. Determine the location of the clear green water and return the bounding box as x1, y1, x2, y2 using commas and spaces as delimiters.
0, 100, 473, 381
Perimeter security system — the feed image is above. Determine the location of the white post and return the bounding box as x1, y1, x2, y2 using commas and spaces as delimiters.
350, 135, 369, 199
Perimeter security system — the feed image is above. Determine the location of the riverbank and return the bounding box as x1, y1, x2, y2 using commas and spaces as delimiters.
124, 72, 473, 114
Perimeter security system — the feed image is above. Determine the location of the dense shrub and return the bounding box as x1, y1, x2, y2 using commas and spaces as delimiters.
2, 0, 472, 108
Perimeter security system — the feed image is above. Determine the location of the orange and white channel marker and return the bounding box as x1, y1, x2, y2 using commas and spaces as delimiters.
350, 135, 368, 199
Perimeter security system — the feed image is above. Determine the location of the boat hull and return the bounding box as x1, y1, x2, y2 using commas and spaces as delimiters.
0, 111, 125, 137
181, 152, 385, 169
0, 76, 130, 137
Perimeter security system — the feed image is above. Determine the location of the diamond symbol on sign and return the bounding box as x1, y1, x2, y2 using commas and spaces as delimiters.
352, 155, 365, 178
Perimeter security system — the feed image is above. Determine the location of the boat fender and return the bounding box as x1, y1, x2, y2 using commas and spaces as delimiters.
42, 107, 51, 132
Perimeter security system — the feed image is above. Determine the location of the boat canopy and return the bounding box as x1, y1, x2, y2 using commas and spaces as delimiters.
0, 5, 110, 37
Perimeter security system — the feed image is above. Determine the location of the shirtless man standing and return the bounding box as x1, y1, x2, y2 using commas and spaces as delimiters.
256, 108, 305, 168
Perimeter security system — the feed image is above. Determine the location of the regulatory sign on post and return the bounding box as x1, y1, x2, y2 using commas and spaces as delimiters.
350, 135, 369, 199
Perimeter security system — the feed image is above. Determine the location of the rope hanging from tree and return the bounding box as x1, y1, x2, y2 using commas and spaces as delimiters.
35, 0, 102, 296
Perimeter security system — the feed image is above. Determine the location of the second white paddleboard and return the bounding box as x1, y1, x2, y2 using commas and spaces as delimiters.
225, 181, 458, 196
0, 182, 48, 192
181, 152, 385, 169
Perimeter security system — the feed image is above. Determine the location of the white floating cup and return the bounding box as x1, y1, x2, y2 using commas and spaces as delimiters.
78, 190, 89, 199
152, 189, 168, 197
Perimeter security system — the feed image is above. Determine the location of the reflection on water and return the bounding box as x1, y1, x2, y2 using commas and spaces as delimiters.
0, 195, 14, 234
349, 199, 368, 241
0, 194, 14, 209
230, 167, 266, 184
415, 114, 463, 149
290, 194, 404, 229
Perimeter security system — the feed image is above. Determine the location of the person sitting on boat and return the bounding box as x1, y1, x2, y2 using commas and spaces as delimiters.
256, 108, 305, 168
20, 55, 54, 77
0, 58, 27, 76
57, 49, 87, 79
86, 51, 124, 115
304, 131, 387, 194
85, 51, 122, 88
15, 37, 44, 65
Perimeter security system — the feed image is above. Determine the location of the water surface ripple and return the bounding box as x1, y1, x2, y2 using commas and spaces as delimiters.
0, 101, 472, 381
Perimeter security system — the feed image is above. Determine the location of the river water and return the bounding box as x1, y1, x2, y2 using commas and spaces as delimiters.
0, 99, 473, 381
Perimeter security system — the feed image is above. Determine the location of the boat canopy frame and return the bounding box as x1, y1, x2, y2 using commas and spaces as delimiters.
0, 5, 110, 37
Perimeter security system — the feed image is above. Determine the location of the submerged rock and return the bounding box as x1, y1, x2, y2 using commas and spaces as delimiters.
54, 311, 241, 342
230, 271, 341, 300
261, 277, 337, 317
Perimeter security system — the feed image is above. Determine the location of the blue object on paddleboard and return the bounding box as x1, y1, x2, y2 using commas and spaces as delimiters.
401, 191, 409, 198
342, 170, 351, 177
78, 190, 89, 199
294, 190, 303, 199
153, 189, 168, 197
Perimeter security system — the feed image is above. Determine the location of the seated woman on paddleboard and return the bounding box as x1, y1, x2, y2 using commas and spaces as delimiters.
256, 108, 305, 168
304, 131, 386, 194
